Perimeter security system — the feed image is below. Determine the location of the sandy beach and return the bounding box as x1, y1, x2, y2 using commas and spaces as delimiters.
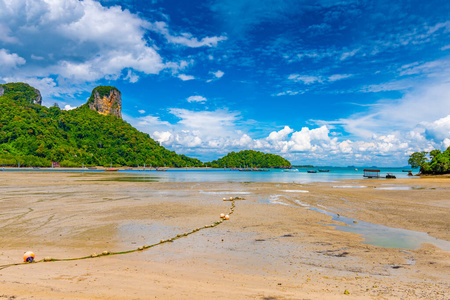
0, 172, 449, 299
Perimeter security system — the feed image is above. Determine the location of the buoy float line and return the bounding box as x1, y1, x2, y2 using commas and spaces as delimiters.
0, 199, 236, 270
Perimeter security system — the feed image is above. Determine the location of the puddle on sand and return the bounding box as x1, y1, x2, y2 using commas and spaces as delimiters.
199, 190, 251, 195
97, 176, 162, 182
374, 186, 412, 190
258, 196, 450, 251
333, 185, 367, 188
307, 207, 450, 251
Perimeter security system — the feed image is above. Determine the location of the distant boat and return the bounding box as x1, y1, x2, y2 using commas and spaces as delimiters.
402, 170, 412, 172
284, 169, 299, 172
307, 170, 317, 173
386, 173, 396, 179
155, 168, 167, 171
88, 167, 97, 170
105, 168, 118, 172
318, 169, 329, 172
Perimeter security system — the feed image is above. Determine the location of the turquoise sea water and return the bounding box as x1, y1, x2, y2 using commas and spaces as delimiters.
119, 167, 419, 183
1, 167, 419, 183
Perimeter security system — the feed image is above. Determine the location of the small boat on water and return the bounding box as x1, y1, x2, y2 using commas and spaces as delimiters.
155, 168, 167, 171
318, 169, 329, 172
386, 173, 396, 179
88, 167, 97, 170
105, 168, 118, 171
283, 168, 299, 172
307, 170, 317, 173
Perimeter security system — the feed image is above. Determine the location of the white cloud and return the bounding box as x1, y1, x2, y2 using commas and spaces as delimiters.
328, 74, 353, 82
64, 104, 77, 110
153, 131, 172, 144
178, 74, 195, 81
340, 48, 360, 60
212, 70, 224, 78
138, 110, 145, 114
124, 70, 139, 83
267, 126, 293, 141
137, 115, 171, 127
287, 73, 353, 86
288, 74, 321, 85
151, 21, 227, 48
0, 49, 25, 68
422, 115, 450, 144
186, 95, 207, 103
0, 0, 213, 99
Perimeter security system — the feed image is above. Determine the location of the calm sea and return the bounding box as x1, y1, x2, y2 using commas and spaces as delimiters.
119, 167, 419, 183
2, 167, 419, 183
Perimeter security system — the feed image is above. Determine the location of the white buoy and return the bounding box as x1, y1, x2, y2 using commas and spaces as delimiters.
220, 213, 225, 218
224, 215, 230, 220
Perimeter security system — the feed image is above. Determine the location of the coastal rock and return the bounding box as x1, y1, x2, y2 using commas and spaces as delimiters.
0, 86, 4, 97
88, 86, 122, 118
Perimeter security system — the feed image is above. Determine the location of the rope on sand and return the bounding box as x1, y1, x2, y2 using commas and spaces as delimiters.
0, 199, 236, 270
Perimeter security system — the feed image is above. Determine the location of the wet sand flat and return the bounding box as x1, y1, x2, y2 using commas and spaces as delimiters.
0, 172, 449, 299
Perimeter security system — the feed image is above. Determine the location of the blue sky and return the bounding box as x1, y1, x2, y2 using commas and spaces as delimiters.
1, 0, 450, 166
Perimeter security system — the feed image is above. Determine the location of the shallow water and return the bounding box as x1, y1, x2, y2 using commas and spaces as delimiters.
333, 185, 367, 188
309, 207, 450, 251
259, 196, 450, 251
374, 186, 413, 190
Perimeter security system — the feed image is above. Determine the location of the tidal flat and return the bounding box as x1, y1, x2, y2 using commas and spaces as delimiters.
0, 172, 449, 299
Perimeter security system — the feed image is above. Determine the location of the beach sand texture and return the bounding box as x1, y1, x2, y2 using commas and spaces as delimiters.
0, 172, 449, 299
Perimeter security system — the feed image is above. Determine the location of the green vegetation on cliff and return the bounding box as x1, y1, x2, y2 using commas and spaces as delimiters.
208, 150, 291, 168
0, 84, 202, 167
408, 147, 450, 174
0, 83, 39, 104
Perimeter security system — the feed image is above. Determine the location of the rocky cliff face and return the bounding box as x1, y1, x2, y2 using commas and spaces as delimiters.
88, 86, 121, 118
0, 86, 4, 97
32, 88, 42, 105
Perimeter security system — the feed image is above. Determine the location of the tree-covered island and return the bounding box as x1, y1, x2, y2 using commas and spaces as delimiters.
208, 150, 291, 168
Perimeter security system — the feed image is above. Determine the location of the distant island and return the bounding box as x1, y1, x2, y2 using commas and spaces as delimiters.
0, 82, 291, 169
208, 150, 291, 168
408, 148, 450, 175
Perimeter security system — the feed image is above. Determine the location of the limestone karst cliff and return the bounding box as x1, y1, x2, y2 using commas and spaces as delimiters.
87, 86, 122, 118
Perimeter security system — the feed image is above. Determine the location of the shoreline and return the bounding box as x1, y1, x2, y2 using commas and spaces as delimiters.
0, 172, 448, 299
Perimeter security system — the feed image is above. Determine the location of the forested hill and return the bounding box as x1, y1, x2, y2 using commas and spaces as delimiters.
0, 82, 202, 167
208, 150, 291, 168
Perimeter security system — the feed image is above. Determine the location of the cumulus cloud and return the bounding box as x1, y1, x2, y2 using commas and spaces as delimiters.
0, 49, 25, 68
186, 95, 207, 103
64, 104, 77, 110
422, 115, 450, 145
0, 0, 220, 100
